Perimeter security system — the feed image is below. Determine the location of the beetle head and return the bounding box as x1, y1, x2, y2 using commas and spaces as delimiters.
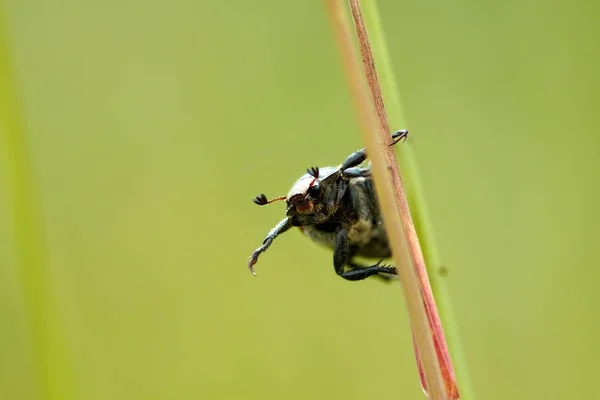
253, 166, 343, 223
284, 166, 341, 218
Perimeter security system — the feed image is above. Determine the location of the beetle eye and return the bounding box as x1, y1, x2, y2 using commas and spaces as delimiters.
307, 183, 320, 197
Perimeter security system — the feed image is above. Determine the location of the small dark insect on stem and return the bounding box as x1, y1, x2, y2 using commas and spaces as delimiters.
253, 193, 287, 206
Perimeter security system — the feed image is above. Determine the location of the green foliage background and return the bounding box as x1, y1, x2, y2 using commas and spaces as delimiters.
1, 1, 599, 399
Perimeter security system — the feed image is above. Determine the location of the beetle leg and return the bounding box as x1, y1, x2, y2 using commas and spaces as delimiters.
348, 260, 396, 282
333, 227, 350, 276
342, 259, 397, 281
248, 217, 293, 275
340, 129, 409, 172
342, 167, 371, 178
390, 129, 409, 146
334, 229, 397, 281
341, 149, 367, 171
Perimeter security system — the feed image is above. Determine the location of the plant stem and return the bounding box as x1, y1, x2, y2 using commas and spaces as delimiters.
326, 0, 473, 398
360, 2, 475, 399
325, 0, 447, 398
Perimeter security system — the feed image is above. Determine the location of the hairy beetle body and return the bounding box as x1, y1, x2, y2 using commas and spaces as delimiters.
248, 130, 408, 281
300, 176, 390, 259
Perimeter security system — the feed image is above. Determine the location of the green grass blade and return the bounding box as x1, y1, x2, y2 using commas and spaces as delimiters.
0, 11, 74, 400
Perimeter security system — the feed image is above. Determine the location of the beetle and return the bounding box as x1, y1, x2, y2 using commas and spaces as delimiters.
248, 129, 409, 281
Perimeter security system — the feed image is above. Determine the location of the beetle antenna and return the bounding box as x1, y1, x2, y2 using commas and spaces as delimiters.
307, 166, 320, 187
253, 193, 287, 206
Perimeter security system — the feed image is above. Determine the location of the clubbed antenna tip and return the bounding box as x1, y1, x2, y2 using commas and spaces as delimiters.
253, 193, 286, 206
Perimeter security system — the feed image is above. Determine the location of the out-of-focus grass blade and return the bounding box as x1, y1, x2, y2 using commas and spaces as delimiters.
0, 12, 74, 400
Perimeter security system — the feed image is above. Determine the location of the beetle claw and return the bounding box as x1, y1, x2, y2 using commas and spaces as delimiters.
248, 261, 258, 276
248, 252, 260, 276
389, 129, 409, 146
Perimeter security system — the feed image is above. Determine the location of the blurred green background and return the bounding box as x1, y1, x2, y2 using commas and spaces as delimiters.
1, 0, 599, 399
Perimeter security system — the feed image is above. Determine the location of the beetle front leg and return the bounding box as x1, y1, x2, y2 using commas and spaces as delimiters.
342, 167, 371, 178
340, 149, 367, 171
248, 217, 293, 275
340, 129, 409, 173
390, 129, 409, 146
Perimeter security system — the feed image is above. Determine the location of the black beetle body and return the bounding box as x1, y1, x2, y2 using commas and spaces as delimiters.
248, 130, 408, 281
